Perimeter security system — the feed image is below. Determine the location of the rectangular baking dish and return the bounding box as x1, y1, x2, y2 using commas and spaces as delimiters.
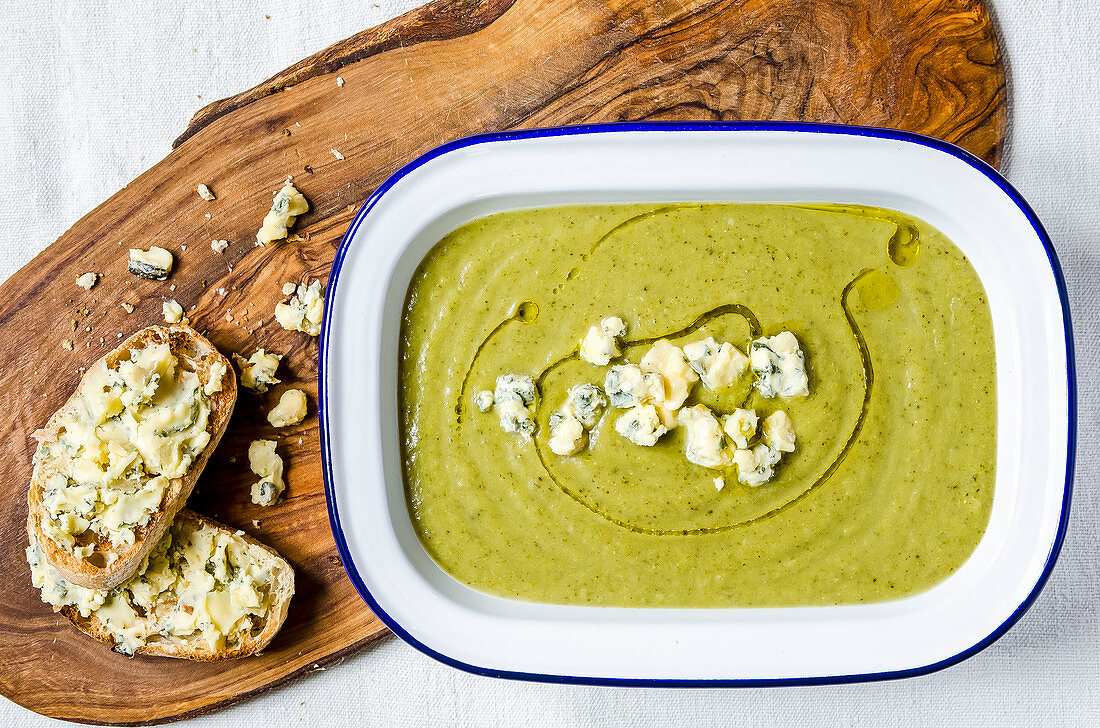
320, 122, 1075, 685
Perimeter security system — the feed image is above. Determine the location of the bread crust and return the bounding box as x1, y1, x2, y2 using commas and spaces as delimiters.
48, 510, 295, 660
27, 325, 237, 590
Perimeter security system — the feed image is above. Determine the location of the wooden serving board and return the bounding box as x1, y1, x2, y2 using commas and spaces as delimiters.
0, 0, 1005, 723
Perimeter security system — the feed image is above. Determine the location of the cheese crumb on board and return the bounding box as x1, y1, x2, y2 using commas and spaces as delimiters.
161, 299, 188, 325
281, 282, 297, 296
268, 389, 308, 427
210, 239, 229, 253
120, 302, 135, 314
196, 183, 216, 201
233, 349, 282, 393
248, 440, 285, 506
75, 272, 98, 290
256, 181, 309, 245
330, 148, 345, 161
274, 280, 324, 336
128, 247, 174, 280
336, 76, 345, 87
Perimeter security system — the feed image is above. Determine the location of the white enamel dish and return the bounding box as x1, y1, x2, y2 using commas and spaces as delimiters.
320, 122, 1075, 685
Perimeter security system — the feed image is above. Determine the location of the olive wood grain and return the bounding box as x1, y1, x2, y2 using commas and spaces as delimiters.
0, 0, 1005, 723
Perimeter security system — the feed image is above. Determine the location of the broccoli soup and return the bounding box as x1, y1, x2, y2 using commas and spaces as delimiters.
399, 203, 996, 607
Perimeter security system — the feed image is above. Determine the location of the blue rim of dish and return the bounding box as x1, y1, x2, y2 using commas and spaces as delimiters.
318, 120, 1077, 687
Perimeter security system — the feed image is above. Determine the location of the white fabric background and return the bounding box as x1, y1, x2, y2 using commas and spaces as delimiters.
1, 1, 1097, 725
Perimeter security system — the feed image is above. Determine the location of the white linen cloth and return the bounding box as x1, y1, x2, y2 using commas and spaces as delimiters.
1, 1, 1098, 725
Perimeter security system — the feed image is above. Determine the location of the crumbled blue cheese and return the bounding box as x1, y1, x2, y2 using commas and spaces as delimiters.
682, 337, 748, 390
128, 247, 174, 280
639, 339, 698, 412
495, 374, 536, 405
496, 398, 534, 435
547, 383, 606, 456
561, 383, 606, 428
474, 390, 494, 412
750, 331, 809, 398
162, 299, 187, 325
548, 412, 586, 456
732, 444, 782, 486
233, 349, 282, 393
604, 364, 664, 409
249, 439, 285, 506
615, 404, 668, 446
32, 343, 213, 552
274, 280, 324, 336
763, 410, 796, 452
256, 181, 309, 245
196, 183, 216, 201
267, 389, 308, 427
723, 408, 759, 450
579, 316, 627, 366
677, 404, 731, 469
75, 272, 98, 290
494, 374, 537, 435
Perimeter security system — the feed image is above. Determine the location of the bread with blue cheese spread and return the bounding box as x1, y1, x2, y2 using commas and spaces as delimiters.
28, 509, 294, 659
27, 325, 237, 591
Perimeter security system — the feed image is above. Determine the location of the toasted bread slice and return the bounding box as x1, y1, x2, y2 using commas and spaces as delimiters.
29, 510, 294, 660
28, 324, 236, 590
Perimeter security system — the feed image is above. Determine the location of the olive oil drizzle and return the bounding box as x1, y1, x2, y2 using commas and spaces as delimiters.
785, 203, 921, 268
460, 204, 698, 417
553, 205, 700, 295
455, 300, 539, 424
622, 303, 763, 351
588, 205, 700, 259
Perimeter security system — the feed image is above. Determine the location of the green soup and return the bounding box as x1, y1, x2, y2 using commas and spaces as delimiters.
399, 203, 996, 607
